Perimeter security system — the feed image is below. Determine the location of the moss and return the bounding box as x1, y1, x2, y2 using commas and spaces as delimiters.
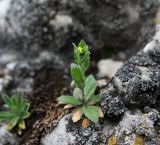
108, 135, 117, 145
134, 136, 144, 145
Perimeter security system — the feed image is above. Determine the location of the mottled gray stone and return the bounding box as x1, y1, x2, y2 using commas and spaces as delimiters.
103, 110, 160, 145
41, 115, 76, 145
41, 24, 160, 145
100, 24, 160, 144
0, 124, 18, 145
0, 0, 159, 60
41, 114, 107, 145
0, 1, 159, 145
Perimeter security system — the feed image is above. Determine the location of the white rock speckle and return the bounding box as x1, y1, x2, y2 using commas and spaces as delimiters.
97, 59, 123, 78
41, 114, 76, 145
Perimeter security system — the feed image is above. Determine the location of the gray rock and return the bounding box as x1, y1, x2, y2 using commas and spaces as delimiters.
0, 0, 158, 105
41, 114, 106, 145
144, 107, 160, 122
0, 49, 66, 98
101, 93, 126, 117
0, 0, 159, 59
41, 115, 76, 145
0, 124, 18, 145
0, 1, 159, 145
97, 59, 123, 78
101, 23, 160, 116
42, 24, 160, 145
103, 110, 159, 145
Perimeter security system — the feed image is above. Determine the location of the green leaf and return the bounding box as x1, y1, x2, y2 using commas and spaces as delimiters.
84, 75, 97, 101
0, 93, 30, 131
82, 106, 99, 123
10, 96, 19, 113
21, 112, 30, 119
2, 95, 11, 108
81, 51, 90, 72
0, 112, 14, 120
7, 117, 19, 130
22, 103, 30, 112
73, 40, 89, 68
88, 95, 100, 105
73, 88, 83, 100
78, 40, 88, 53
71, 63, 84, 88
58, 96, 81, 106
18, 120, 26, 130
73, 43, 81, 64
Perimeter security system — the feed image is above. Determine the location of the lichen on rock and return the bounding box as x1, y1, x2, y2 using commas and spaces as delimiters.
0, 0, 160, 145
100, 24, 160, 145
101, 50, 160, 117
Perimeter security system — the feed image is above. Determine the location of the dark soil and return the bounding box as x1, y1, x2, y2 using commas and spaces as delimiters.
18, 68, 70, 145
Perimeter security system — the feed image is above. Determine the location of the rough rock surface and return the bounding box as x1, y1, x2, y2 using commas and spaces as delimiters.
103, 110, 160, 145
0, 0, 159, 101
41, 114, 106, 145
0, 123, 18, 145
0, 0, 159, 144
41, 115, 75, 145
97, 59, 123, 78
0, 50, 66, 97
0, 0, 159, 60
41, 25, 160, 145
101, 25, 160, 117
100, 24, 160, 144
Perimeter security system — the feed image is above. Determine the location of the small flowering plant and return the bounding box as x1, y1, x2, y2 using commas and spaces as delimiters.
58, 40, 103, 123
0, 93, 30, 134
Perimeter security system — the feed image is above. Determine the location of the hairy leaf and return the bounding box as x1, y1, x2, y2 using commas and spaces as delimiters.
73, 87, 83, 100
58, 95, 81, 106
82, 106, 99, 123
88, 95, 100, 105
71, 63, 84, 88
81, 52, 90, 72
73, 43, 81, 64
84, 75, 97, 101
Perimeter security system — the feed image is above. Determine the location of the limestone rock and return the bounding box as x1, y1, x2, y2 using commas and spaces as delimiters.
97, 59, 123, 78
0, 0, 159, 59
0, 124, 18, 145
41, 24, 160, 145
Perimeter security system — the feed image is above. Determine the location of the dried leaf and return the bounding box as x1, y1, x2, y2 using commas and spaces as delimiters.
72, 108, 83, 122
82, 118, 90, 128
63, 104, 74, 109
97, 107, 104, 118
